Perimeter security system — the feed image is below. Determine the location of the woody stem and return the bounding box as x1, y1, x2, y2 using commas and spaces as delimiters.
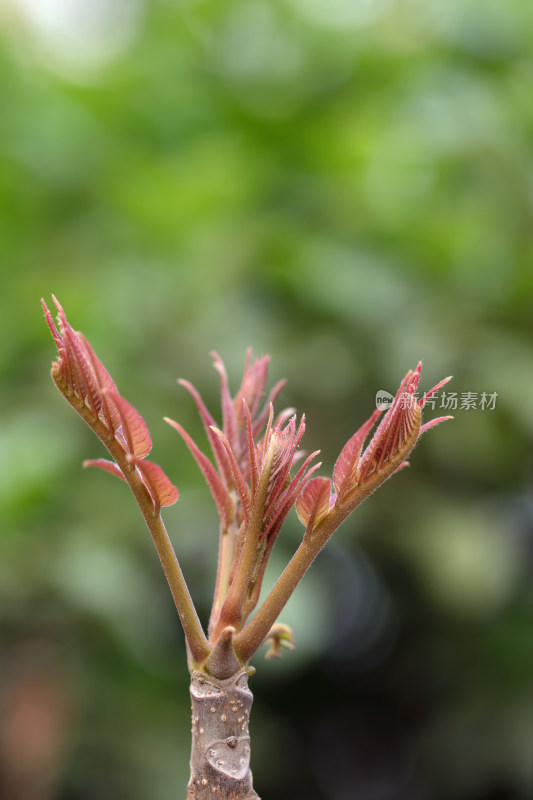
188, 669, 259, 800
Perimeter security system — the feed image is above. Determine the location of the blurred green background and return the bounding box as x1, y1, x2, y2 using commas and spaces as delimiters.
1, 0, 533, 798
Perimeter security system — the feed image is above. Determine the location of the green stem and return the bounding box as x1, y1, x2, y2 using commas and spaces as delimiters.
234, 438, 416, 663
118, 456, 211, 666
208, 514, 239, 640
65, 391, 211, 666
217, 438, 276, 633
233, 536, 317, 664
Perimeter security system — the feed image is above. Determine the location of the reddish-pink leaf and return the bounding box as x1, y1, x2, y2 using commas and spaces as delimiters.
359, 386, 420, 483
61, 320, 102, 417
264, 452, 321, 538
165, 417, 233, 526
178, 378, 232, 486
83, 459, 126, 481
243, 400, 260, 496
211, 352, 238, 453
107, 391, 152, 458
42, 298, 64, 353
48, 297, 97, 407
234, 351, 270, 421
333, 409, 381, 498
253, 379, 287, 439
43, 297, 120, 434
420, 376, 453, 408
209, 427, 251, 523
295, 476, 332, 528
393, 461, 410, 475
263, 415, 306, 519
78, 332, 120, 432
133, 458, 179, 508
419, 415, 454, 435
266, 464, 323, 541
78, 332, 116, 394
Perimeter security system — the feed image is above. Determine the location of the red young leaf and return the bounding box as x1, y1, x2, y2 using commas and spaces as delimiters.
43, 297, 152, 457
133, 458, 179, 508
419, 415, 454, 435
263, 415, 306, 519
178, 379, 232, 486
209, 427, 251, 523
78, 333, 117, 394
358, 372, 421, 484
243, 400, 260, 496
358, 363, 453, 486
44, 298, 179, 517
42, 297, 64, 352
165, 417, 233, 526
265, 456, 322, 539
211, 352, 238, 456
43, 297, 113, 427
420, 375, 453, 408
253, 379, 286, 439
295, 477, 332, 529
107, 391, 152, 458
83, 459, 126, 481
62, 323, 103, 416
333, 408, 381, 499
78, 332, 121, 432
234, 349, 270, 421
393, 461, 410, 475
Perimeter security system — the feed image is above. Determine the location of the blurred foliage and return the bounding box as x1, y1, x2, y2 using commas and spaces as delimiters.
1, 0, 533, 798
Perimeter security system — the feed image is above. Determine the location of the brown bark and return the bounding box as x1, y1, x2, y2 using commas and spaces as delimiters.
188, 669, 259, 800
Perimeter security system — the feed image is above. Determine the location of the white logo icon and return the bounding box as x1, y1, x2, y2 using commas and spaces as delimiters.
375, 390, 394, 410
